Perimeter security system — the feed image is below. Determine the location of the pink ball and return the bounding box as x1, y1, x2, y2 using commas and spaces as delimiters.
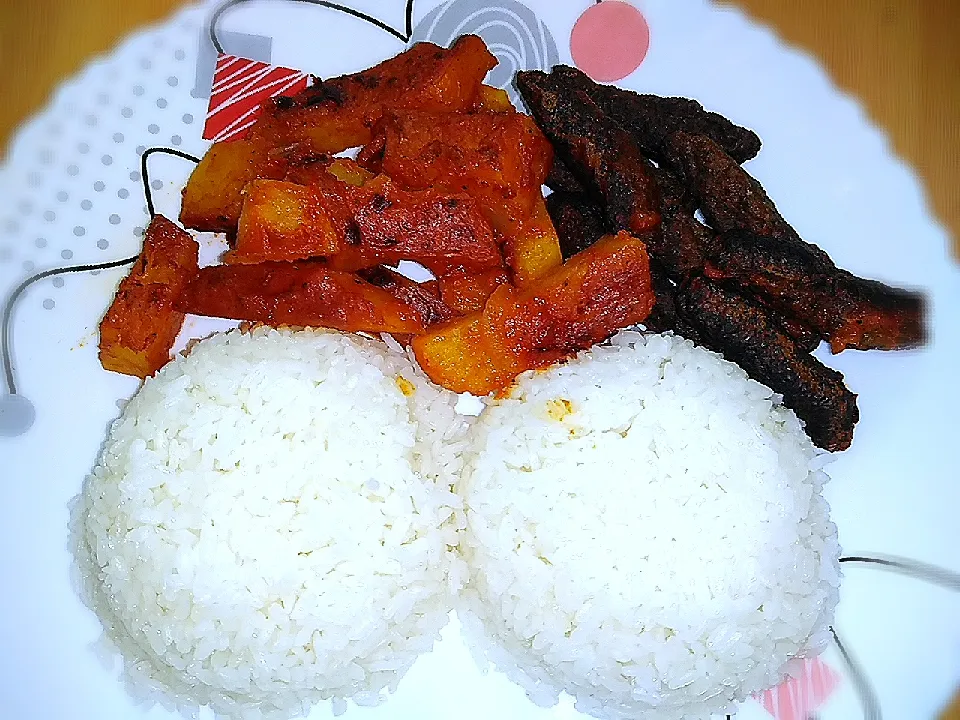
570, 1, 650, 82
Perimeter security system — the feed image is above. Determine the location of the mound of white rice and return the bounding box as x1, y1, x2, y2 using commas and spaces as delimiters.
71, 327, 470, 719
457, 331, 841, 720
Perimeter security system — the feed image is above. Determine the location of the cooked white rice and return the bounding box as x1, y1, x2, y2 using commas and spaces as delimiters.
71, 327, 470, 719
457, 331, 841, 720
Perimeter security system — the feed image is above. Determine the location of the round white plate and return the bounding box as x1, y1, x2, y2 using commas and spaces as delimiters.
1, 1, 958, 719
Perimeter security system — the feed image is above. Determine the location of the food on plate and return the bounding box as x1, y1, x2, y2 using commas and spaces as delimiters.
520, 65, 927, 449
549, 64, 763, 164
179, 35, 496, 233
229, 174, 501, 275
178, 261, 434, 334
676, 277, 859, 452
436, 267, 510, 316
412, 232, 655, 395
359, 265, 453, 327
361, 109, 562, 284
457, 331, 840, 719
516, 70, 661, 236
98, 215, 198, 378
73, 328, 468, 718
705, 229, 926, 353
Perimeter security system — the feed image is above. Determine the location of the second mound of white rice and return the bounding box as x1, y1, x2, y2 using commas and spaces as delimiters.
457, 331, 841, 720
72, 327, 470, 719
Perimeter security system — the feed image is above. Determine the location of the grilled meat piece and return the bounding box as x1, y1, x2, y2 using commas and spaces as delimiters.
662, 131, 834, 265
644, 262, 704, 342
545, 190, 607, 259
549, 65, 762, 164
515, 70, 661, 235
545, 157, 586, 193
676, 276, 859, 451
706, 230, 926, 352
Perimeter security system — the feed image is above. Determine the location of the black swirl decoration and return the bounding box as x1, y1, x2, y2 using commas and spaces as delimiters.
409, 0, 559, 107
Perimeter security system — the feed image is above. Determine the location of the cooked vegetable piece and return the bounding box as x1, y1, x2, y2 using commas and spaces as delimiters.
178, 262, 428, 334
472, 84, 514, 112
515, 70, 661, 236
359, 266, 453, 326
371, 110, 554, 232
550, 64, 762, 164
368, 110, 560, 283
437, 267, 510, 315
99, 215, 198, 378
227, 180, 349, 265
412, 232, 655, 395
706, 230, 926, 352
284, 156, 374, 188
250, 35, 496, 154
179, 139, 288, 233
501, 195, 563, 285
229, 177, 502, 275
676, 276, 859, 452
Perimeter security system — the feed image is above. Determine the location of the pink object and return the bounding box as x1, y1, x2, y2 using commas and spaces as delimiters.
203, 54, 310, 142
756, 657, 841, 720
570, 1, 650, 82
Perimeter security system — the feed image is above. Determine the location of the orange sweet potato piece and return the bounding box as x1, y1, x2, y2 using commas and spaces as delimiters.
412, 232, 655, 395
229, 177, 502, 275
359, 266, 453, 326
372, 110, 553, 232
437, 267, 510, 315
226, 180, 350, 265
250, 35, 496, 154
99, 215, 199, 378
471, 85, 514, 112
502, 195, 563, 286
179, 138, 288, 233
178, 262, 427, 334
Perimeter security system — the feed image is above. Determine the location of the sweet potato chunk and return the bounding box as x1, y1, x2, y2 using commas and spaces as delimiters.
502, 196, 564, 286
229, 177, 502, 275
413, 232, 655, 395
437, 267, 510, 315
227, 180, 350, 265
99, 215, 198, 378
250, 35, 496, 154
472, 85, 514, 112
178, 262, 427, 334
179, 138, 287, 233
372, 110, 553, 231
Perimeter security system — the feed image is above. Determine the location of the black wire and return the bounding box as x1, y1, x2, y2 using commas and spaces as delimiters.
141, 147, 201, 218
209, 0, 415, 53
1, 147, 201, 395
830, 626, 882, 720
840, 555, 960, 593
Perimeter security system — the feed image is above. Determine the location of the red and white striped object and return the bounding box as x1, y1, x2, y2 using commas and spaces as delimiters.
756, 657, 841, 720
203, 54, 311, 143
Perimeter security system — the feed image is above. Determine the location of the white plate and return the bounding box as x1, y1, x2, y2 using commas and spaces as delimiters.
1, 1, 958, 719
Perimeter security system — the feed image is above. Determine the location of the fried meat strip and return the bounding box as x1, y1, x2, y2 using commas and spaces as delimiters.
706, 230, 926, 352
548, 65, 762, 163
676, 276, 859, 451
545, 190, 607, 259
515, 70, 661, 235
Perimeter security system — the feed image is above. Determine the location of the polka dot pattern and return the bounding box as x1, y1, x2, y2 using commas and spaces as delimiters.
0, 3, 209, 319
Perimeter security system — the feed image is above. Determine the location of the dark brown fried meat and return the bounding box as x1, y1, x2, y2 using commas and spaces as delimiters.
676, 277, 859, 451
545, 190, 607, 259
545, 157, 586, 193
644, 263, 705, 342
515, 70, 661, 235
705, 230, 926, 352
662, 131, 833, 266
549, 65, 762, 164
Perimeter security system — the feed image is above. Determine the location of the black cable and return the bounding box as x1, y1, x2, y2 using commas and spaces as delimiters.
141, 147, 201, 218
209, 0, 416, 53
830, 626, 882, 720
840, 555, 960, 593
1, 147, 200, 395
